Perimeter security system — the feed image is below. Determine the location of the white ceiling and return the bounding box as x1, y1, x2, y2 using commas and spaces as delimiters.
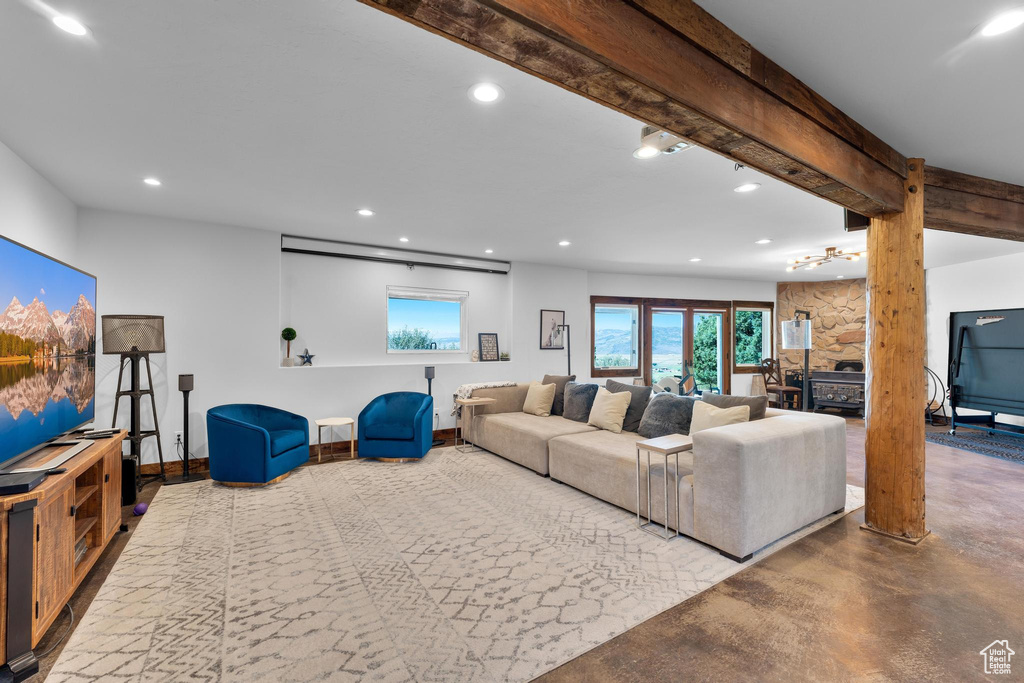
0, 0, 1020, 282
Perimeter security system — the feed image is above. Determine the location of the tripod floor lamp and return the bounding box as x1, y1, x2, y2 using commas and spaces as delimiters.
102, 315, 167, 489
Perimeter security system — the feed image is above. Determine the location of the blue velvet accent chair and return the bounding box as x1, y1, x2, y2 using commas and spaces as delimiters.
358, 392, 433, 461
206, 404, 309, 485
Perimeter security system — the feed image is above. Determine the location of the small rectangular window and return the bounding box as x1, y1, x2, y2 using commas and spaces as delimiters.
593, 302, 640, 374
386, 286, 467, 353
732, 302, 773, 372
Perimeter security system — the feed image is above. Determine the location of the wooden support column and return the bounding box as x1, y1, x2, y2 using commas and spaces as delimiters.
863, 158, 928, 543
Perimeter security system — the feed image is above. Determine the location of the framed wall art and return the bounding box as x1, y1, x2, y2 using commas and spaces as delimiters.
540, 309, 565, 350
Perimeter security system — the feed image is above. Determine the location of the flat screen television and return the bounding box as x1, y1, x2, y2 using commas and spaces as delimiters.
0, 235, 96, 470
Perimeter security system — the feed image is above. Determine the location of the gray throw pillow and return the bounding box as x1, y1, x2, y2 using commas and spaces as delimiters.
542, 374, 576, 416
637, 393, 698, 438
605, 379, 652, 433
701, 392, 768, 421
563, 382, 599, 423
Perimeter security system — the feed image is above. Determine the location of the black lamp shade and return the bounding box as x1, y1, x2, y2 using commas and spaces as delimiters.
101, 315, 166, 354
178, 374, 194, 392
425, 366, 435, 380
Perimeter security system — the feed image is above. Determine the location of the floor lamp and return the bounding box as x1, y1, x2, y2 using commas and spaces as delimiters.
102, 315, 167, 488
556, 324, 571, 376
781, 310, 812, 411
425, 366, 445, 447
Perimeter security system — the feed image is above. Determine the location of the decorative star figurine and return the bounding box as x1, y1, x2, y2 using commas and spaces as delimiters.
298, 348, 315, 366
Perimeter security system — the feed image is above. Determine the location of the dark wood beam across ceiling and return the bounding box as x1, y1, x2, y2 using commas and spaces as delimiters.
924, 166, 1024, 242
361, 0, 906, 216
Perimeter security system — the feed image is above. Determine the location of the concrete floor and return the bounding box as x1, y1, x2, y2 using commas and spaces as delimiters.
32, 428, 1024, 681
539, 420, 1024, 682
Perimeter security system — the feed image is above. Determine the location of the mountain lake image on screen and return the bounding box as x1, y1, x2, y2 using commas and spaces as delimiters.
0, 236, 97, 468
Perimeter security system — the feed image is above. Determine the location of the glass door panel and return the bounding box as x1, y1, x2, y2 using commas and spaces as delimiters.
650, 310, 685, 384
693, 311, 724, 393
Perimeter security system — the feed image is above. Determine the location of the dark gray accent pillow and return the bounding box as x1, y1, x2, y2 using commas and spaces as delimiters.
563, 382, 599, 423
637, 393, 698, 438
605, 379, 652, 433
542, 374, 576, 416
700, 393, 768, 421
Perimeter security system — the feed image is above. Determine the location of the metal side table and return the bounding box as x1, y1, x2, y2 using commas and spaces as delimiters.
636, 434, 693, 540
455, 397, 495, 452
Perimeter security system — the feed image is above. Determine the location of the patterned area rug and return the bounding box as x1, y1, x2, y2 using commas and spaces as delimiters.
926, 428, 1024, 464
48, 448, 864, 682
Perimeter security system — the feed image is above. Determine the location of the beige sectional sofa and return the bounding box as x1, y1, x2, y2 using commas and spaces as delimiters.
465, 383, 848, 561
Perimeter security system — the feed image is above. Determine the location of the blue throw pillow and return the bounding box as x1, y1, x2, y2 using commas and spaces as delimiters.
563, 382, 599, 423
637, 393, 698, 438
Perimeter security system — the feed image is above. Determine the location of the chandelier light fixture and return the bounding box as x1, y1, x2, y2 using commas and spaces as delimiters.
786, 246, 867, 272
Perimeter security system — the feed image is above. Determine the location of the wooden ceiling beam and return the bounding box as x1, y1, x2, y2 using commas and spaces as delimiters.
924, 166, 1024, 242
360, 0, 907, 216
628, 0, 908, 180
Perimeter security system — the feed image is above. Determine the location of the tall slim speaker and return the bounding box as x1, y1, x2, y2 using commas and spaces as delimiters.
164, 374, 206, 485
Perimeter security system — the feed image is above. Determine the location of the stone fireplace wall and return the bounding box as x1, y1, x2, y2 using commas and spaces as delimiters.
776, 279, 866, 374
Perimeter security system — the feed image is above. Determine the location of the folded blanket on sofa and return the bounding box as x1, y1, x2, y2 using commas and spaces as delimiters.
451, 381, 519, 416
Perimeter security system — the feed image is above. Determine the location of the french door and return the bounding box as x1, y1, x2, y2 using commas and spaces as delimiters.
641, 299, 731, 393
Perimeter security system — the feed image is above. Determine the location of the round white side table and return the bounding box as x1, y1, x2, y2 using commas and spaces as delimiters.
315, 417, 355, 462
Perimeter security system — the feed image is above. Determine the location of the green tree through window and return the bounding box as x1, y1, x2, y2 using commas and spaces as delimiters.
693, 315, 720, 389
734, 310, 765, 365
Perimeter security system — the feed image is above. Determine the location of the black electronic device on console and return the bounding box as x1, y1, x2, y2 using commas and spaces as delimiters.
0, 471, 47, 496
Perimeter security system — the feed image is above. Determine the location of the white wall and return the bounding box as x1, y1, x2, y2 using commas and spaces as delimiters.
78, 209, 596, 463
281, 252, 512, 366
587, 271, 777, 395
926, 251, 1024, 426
0, 140, 78, 261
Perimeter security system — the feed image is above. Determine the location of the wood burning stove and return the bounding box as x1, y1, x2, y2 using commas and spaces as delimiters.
810, 362, 865, 416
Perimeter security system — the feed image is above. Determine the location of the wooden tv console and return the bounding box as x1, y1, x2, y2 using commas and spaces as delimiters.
0, 431, 126, 681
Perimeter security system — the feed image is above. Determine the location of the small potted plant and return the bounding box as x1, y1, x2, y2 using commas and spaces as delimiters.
281, 328, 297, 367
499, 351, 510, 361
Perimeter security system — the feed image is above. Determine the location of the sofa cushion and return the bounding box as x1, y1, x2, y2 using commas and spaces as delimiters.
563, 382, 599, 423
363, 422, 414, 441
701, 392, 768, 421
588, 387, 633, 433
637, 393, 698, 438
523, 381, 557, 416
542, 374, 576, 416
690, 401, 749, 434
470, 412, 597, 475
548, 429, 694, 535
605, 379, 652, 432
268, 429, 305, 456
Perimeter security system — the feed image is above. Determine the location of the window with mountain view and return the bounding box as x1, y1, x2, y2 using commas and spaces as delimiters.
593, 303, 639, 372
734, 304, 773, 370
386, 287, 466, 353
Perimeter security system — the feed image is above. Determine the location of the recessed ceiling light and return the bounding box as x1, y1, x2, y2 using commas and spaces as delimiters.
53, 15, 88, 36
734, 183, 761, 193
755, 238, 773, 245
837, 275, 846, 279
558, 240, 571, 247
981, 9, 1024, 36
469, 83, 504, 103
357, 208, 374, 216
399, 237, 409, 243
688, 257, 702, 263
143, 177, 161, 187
632, 145, 660, 159
484, 249, 494, 254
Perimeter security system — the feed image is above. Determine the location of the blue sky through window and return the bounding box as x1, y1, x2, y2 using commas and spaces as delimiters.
387, 297, 461, 350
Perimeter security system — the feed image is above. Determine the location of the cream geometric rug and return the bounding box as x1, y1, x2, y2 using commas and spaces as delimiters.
48, 447, 864, 682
